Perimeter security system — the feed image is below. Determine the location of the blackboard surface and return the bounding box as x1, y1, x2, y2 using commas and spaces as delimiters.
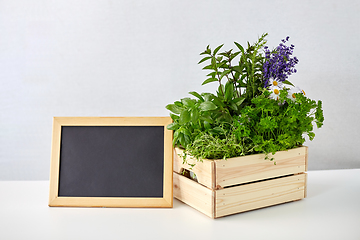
58, 126, 164, 198
48, 117, 173, 208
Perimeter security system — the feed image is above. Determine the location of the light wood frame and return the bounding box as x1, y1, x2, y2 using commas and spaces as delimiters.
49, 117, 173, 208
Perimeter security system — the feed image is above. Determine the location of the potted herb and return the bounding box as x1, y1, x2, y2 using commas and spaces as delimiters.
166, 33, 324, 218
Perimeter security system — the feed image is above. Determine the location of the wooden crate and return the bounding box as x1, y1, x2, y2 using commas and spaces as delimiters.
173, 147, 308, 218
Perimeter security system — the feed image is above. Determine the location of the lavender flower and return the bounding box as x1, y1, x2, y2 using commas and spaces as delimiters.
263, 37, 299, 88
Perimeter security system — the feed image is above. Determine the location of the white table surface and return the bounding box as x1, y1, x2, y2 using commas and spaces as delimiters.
1, 169, 359, 240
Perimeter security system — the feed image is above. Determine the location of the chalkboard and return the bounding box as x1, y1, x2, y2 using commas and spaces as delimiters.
49, 117, 173, 208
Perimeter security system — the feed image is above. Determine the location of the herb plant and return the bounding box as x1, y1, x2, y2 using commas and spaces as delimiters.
166, 34, 324, 162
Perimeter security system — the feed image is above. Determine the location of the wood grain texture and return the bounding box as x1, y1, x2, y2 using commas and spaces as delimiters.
49, 197, 172, 208
48, 117, 62, 205
215, 147, 307, 188
173, 148, 215, 189
305, 146, 309, 172
173, 172, 214, 218
52, 116, 172, 126
163, 123, 174, 206
215, 173, 307, 218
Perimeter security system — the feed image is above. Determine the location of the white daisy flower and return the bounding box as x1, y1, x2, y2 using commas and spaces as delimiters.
269, 80, 283, 88
287, 86, 306, 101
268, 84, 283, 100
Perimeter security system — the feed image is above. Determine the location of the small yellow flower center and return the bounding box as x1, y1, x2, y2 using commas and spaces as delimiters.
272, 81, 278, 86
274, 89, 279, 94
292, 93, 296, 98
302, 89, 306, 95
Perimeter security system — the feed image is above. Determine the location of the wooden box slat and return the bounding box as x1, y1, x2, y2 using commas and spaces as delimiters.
174, 146, 307, 189
215, 146, 307, 188
173, 172, 214, 218
215, 173, 306, 218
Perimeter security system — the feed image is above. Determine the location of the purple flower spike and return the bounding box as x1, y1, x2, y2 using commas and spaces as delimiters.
262, 36, 299, 88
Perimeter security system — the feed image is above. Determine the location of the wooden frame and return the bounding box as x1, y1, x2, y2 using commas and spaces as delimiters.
49, 117, 173, 208
174, 146, 308, 189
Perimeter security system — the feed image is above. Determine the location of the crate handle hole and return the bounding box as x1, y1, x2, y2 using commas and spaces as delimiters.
180, 168, 198, 182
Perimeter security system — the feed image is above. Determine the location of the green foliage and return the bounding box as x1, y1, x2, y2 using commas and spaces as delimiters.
233, 89, 324, 157
185, 124, 255, 160
198, 33, 268, 109
166, 91, 224, 148
166, 34, 324, 164
167, 34, 270, 148
181, 88, 324, 162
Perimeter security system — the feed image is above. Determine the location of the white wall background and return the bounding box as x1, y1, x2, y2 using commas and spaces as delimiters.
1, 0, 359, 180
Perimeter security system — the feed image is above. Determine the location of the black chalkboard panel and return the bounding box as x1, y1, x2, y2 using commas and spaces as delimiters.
58, 126, 164, 198
49, 117, 173, 208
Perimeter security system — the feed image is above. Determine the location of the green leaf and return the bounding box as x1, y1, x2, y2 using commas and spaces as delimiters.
237, 81, 247, 88
315, 100, 324, 128
200, 115, 214, 124
230, 51, 240, 60
165, 104, 183, 114
233, 97, 245, 106
172, 130, 179, 146
189, 91, 204, 102
234, 42, 245, 54
178, 133, 185, 147
202, 78, 218, 85
218, 60, 228, 69
212, 95, 226, 107
218, 84, 225, 97
283, 80, 295, 87
201, 93, 214, 102
212, 126, 226, 135
219, 69, 232, 80
229, 101, 238, 111
199, 101, 217, 111
217, 112, 232, 123
203, 121, 211, 130
225, 81, 234, 101
174, 101, 183, 107
200, 45, 211, 55
170, 113, 179, 121
190, 109, 199, 123
166, 122, 180, 130
181, 128, 192, 137
240, 74, 247, 82
202, 64, 214, 70
213, 44, 224, 55
183, 134, 191, 147
179, 110, 191, 124
181, 98, 195, 108
206, 72, 217, 77
233, 66, 243, 73
198, 56, 212, 64
308, 131, 315, 141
